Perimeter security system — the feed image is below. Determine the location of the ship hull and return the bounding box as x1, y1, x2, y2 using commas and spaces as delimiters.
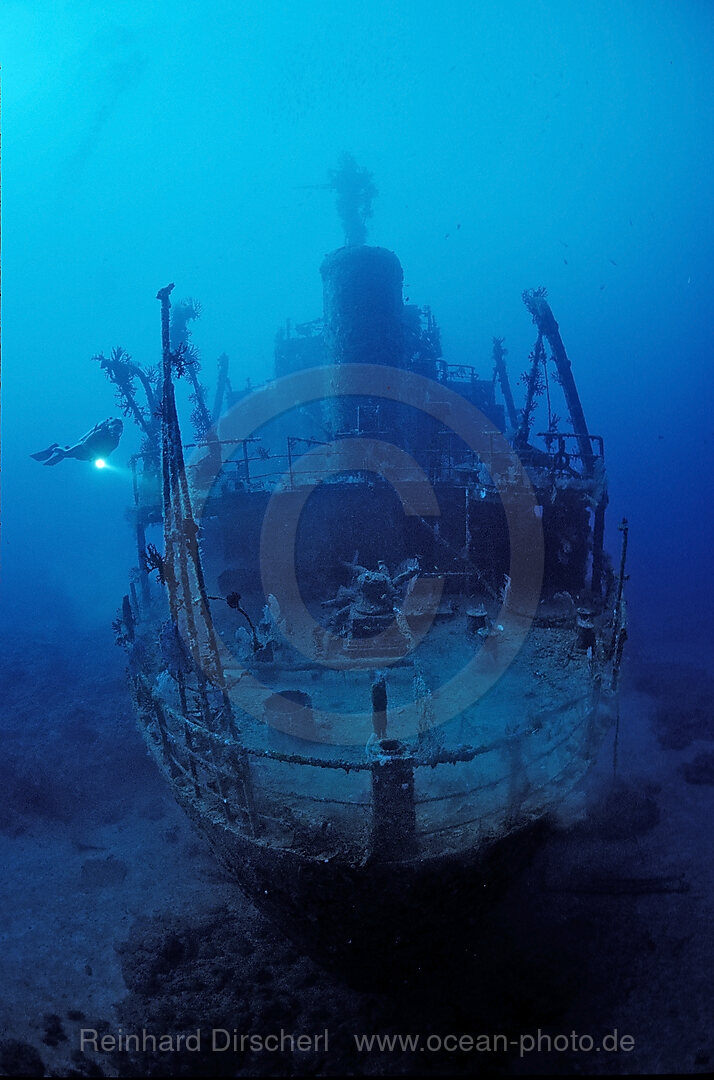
177, 779, 550, 985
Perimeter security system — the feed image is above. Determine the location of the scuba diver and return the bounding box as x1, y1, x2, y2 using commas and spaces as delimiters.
30, 417, 123, 466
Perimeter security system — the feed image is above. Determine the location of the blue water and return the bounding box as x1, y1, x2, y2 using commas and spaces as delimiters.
1, 2, 712, 1074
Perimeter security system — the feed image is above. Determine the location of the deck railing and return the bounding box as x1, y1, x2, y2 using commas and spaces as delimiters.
133, 671, 602, 863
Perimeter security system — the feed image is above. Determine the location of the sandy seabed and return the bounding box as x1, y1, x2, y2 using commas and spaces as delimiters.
0, 608, 712, 1077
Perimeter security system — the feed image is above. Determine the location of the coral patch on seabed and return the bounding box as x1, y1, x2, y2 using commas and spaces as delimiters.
681, 751, 714, 785
0, 1039, 46, 1078
574, 778, 661, 840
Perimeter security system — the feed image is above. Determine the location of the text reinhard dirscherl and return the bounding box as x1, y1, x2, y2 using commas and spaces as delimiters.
80, 1029, 329, 1054
79, 1027, 635, 1058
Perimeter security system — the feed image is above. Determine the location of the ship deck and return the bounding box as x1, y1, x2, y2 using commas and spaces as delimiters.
145, 609, 613, 866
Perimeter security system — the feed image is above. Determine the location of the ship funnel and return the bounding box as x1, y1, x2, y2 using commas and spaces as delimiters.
321, 245, 405, 368
320, 245, 406, 436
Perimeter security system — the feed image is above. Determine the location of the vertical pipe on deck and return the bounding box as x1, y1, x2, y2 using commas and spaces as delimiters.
369, 742, 417, 861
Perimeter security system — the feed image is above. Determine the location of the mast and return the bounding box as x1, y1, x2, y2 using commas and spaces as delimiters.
522, 288, 594, 475
521, 289, 608, 596
328, 153, 377, 247
492, 337, 519, 432
515, 331, 545, 449
156, 283, 229, 719
212, 352, 230, 423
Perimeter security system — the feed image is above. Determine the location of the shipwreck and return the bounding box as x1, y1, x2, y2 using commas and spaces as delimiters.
104, 160, 628, 975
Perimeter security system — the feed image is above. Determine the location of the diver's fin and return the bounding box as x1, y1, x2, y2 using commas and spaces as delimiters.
44, 450, 68, 465
30, 443, 61, 462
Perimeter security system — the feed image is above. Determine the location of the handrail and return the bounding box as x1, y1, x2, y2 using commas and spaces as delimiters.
146, 679, 594, 776
536, 431, 605, 460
